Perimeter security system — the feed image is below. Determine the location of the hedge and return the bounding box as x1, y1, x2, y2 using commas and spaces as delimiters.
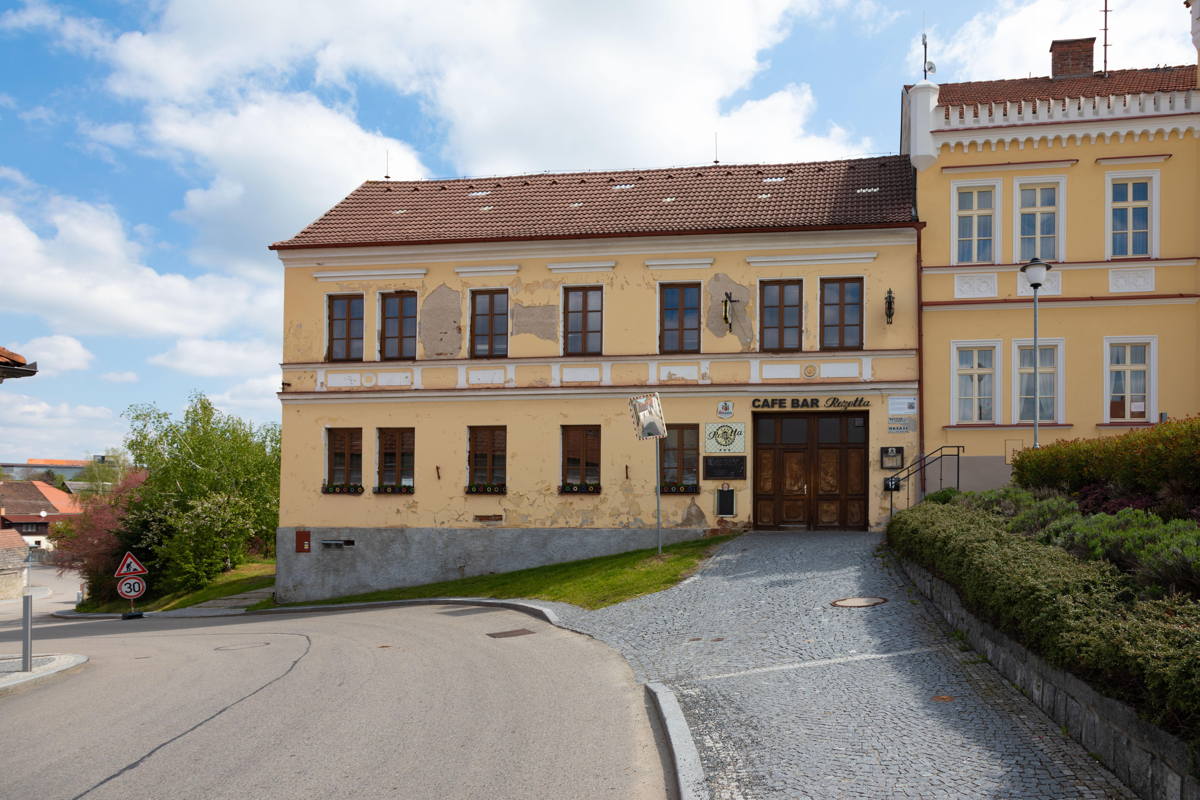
888, 502, 1200, 755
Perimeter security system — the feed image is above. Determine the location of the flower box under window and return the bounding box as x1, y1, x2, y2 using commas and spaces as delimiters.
465, 483, 507, 495
660, 483, 700, 495
559, 483, 601, 495
374, 485, 414, 495
322, 483, 364, 495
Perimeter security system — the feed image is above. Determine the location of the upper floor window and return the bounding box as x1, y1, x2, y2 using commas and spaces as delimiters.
1110, 178, 1152, 258
327, 295, 364, 362
820, 278, 862, 351
327, 428, 362, 485
660, 283, 701, 354
955, 186, 995, 264
760, 280, 802, 352
380, 292, 417, 361
564, 287, 603, 355
1106, 340, 1152, 422
471, 290, 508, 358
378, 428, 415, 488
1018, 184, 1058, 261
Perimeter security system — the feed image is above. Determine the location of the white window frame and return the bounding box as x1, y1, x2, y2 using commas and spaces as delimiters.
1012, 176, 1067, 263
1102, 336, 1157, 424
559, 283, 606, 357
950, 179, 1002, 266
950, 339, 1003, 425
1010, 338, 1066, 425
1104, 170, 1160, 260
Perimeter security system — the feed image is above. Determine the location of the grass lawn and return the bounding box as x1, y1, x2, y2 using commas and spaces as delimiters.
78, 558, 275, 613
252, 535, 736, 611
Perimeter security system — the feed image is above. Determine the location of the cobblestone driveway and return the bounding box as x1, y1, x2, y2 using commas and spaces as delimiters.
555, 531, 1135, 800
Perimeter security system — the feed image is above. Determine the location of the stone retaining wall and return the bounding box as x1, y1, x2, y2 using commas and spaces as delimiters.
897, 556, 1199, 800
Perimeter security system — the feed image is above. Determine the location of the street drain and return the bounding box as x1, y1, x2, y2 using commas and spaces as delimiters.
830, 597, 888, 608
487, 628, 535, 638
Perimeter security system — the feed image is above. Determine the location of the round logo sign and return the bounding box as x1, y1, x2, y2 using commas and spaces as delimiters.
712, 424, 738, 448
117, 576, 147, 600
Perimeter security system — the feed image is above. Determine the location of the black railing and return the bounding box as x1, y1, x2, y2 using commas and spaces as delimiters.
887, 445, 965, 516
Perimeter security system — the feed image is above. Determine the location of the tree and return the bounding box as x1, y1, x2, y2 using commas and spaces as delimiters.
49, 472, 147, 601
73, 449, 133, 494
159, 494, 257, 592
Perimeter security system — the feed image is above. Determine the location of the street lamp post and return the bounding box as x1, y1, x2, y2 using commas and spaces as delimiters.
1020, 257, 1053, 449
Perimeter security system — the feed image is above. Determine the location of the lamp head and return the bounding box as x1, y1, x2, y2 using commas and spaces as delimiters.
1020, 257, 1052, 289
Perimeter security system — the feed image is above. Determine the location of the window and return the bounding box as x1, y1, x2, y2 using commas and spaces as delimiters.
1015, 344, 1059, 423
561, 425, 601, 487
327, 428, 362, 485
468, 426, 506, 487
1018, 184, 1058, 261
380, 292, 417, 360
471, 290, 508, 358
378, 428, 415, 487
659, 424, 699, 489
1106, 341, 1152, 422
327, 295, 364, 361
1110, 178, 1152, 257
954, 345, 998, 423
564, 287, 603, 355
760, 280, 802, 352
955, 186, 995, 264
659, 283, 701, 354
820, 278, 863, 350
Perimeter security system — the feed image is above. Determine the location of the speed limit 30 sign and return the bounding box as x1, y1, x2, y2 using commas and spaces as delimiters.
117, 576, 147, 600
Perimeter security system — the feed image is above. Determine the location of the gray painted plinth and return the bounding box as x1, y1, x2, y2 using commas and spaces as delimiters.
276, 526, 707, 603
897, 556, 1199, 800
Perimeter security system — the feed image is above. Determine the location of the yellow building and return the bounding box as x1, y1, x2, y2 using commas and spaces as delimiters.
902, 34, 1200, 489
272, 159, 922, 600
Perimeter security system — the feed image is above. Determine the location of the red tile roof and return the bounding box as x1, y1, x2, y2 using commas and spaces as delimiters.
0, 346, 27, 366
28, 459, 90, 467
31, 481, 81, 514
271, 157, 916, 250
1, 514, 70, 524
0, 528, 27, 551
937, 65, 1197, 108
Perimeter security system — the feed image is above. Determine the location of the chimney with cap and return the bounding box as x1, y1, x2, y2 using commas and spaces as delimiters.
1049, 37, 1096, 79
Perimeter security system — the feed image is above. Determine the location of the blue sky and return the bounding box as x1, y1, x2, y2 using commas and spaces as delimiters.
0, 0, 1193, 461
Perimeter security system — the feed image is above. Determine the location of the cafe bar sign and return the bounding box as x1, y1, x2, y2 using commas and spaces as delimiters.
750, 396, 872, 410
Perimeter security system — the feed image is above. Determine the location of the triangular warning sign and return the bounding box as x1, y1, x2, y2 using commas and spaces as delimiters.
115, 551, 148, 577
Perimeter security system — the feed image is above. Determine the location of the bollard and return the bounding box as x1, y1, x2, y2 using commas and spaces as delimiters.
21, 592, 33, 672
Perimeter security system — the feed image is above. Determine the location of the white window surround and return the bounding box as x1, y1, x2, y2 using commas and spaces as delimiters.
950, 340, 1003, 425
1012, 176, 1067, 263
1010, 337, 1066, 424
950, 179, 1002, 266
1102, 336, 1158, 424
1104, 170, 1160, 260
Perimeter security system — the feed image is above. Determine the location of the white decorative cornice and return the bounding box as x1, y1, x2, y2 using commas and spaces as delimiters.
454, 264, 520, 276
746, 252, 878, 267
1094, 154, 1171, 164
313, 268, 427, 281
941, 160, 1077, 174
546, 260, 616, 273
644, 258, 714, 270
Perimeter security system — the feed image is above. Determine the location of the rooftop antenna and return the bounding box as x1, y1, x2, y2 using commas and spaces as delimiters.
384, 149, 391, 180
1101, 0, 1110, 77
713, 132, 719, 165
921, 32, 936, 80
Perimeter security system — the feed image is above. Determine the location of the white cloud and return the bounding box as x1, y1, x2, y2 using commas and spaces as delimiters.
210, 374, 281, 419
0, 391, 124, 462
0, 0, 113, 59
7, 335, 93, 376
920, 0, 1194, 84
100, 370, 139, 383
148, 337, 280, 377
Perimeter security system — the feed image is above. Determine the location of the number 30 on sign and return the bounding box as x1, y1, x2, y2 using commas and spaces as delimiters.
117, 576, 146, 600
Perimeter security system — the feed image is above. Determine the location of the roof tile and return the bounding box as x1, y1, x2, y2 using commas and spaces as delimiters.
937, 65, 1197, 108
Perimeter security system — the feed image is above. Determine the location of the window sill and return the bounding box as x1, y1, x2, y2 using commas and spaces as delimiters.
373, 486, 414, 494
465, 485, 507, 495
659, 485, 701, 495
942, 423, 1073, 429
1096, 421, 1154, 427
322, 484, 365, 495
559, 484, 602, 494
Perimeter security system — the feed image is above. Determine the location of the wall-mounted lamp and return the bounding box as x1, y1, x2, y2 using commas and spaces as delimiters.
884, 288, 896, 325
721, 292, 739, 332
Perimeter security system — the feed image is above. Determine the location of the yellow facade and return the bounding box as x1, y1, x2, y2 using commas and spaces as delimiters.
906, 70, 1200, 487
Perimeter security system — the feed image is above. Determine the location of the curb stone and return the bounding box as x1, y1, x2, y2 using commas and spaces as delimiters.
0, 654, 88, 695
646, 681, 710, 800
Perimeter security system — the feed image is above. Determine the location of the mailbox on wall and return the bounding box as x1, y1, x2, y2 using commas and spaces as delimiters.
295, 530, 311, 553
880, 446, 904, 470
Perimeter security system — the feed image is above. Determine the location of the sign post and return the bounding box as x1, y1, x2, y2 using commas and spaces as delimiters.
629, 393, 668, 554
114, 552, 148, 619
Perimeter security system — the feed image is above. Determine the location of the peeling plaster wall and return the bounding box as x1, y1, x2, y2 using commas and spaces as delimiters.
705, 272, 754, 350
511, 302, 558, 341
419, 284, 462, 358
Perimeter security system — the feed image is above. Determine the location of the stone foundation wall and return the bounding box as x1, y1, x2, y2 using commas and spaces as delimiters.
897, 556, 1199, 800
276, 526, 708, 603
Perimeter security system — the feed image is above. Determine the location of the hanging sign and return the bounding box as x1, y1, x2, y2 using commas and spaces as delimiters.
716, 401, 734, 419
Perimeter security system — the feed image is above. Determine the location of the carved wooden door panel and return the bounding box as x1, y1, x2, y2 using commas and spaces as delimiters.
779, 450, 808, 525
754, 447, 777, 527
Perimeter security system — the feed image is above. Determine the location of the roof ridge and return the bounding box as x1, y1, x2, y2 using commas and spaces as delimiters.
938, 64, 1196, 92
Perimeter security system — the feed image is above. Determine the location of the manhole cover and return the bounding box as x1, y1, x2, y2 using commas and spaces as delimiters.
487, 628, 535, 639
932, 695, 955, 702
830, 597, 888, 608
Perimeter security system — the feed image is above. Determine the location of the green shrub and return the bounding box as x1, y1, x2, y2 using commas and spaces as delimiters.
922, 487, 960, 504
1060, 509, 1200, 597
888, 502, 1199, 754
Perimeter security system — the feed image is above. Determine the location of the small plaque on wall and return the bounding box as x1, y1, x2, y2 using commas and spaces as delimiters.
703, 456, 746, 480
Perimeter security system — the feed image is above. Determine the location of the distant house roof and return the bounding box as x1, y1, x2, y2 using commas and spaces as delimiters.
28, 459, 91, 467
270, 156, 917, 251
0, 528, 27, 551
31, 481, 81, 514
936, 65, 1197, 108
1, 514, 70, 524
0, 481, 82, 516
0, 346, 36, 381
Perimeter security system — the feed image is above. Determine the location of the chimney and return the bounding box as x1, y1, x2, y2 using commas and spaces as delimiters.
1050, 38, 1096, 79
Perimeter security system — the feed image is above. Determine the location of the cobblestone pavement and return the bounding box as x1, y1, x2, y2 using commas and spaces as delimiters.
555, 531, 1135, 800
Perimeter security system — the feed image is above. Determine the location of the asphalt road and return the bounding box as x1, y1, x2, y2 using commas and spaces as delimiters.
0, 604, 671, 800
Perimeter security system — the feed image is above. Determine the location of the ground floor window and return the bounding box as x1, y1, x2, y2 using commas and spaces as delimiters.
378, 428, 415, 488
1015, 343, 1061, 423
468, 426, 506, 490
1106, 340, 1152, 422
561, 425, 600, 489
659, 424, 699, 491
327, 428, 362, 485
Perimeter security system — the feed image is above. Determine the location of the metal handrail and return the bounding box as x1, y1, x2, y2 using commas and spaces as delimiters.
887, 445, 965, 516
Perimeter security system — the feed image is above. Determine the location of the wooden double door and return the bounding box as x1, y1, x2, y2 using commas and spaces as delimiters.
753, 413, 868, 530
